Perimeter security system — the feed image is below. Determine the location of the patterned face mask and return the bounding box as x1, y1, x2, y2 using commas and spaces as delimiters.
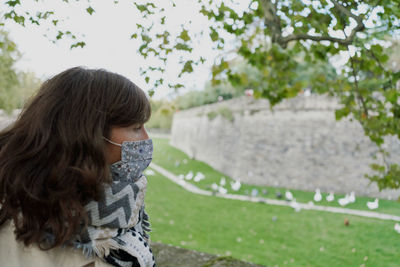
105, 138, 153, 181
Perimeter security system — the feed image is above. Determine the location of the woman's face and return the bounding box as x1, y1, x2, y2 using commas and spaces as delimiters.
106, 123, 149, 164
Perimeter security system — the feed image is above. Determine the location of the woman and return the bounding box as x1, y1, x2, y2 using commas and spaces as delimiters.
0, 67, 155, 267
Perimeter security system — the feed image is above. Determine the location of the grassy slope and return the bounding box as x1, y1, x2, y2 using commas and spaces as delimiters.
146, 138, 400, 266
152, 138, 400, 216
146, 171, 399, 267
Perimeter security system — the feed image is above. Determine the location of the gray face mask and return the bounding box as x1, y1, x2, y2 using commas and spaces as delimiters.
105, 138, 153, 181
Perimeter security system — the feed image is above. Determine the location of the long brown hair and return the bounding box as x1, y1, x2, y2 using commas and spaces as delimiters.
0, 67, 151, 249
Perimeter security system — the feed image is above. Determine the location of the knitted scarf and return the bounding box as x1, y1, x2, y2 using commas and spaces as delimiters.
74, 174, 155, 267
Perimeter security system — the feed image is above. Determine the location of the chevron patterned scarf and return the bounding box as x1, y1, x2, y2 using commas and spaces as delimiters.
74, 174, 155, 267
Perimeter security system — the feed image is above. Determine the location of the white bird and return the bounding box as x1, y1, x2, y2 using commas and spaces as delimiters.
326, 192, 334, 202
348, 191, 356, 203
185, 171, 194, 180
193, 172, 205, 182
220, 177, 226, 186
367, 198, 379, 210
218, 186, 228, 194
177, 174, 185, 180
230, 180, 241, 191
313, 188, 322, 202
144, 169, 155, 176
290, 199, 301, 212
395, 223, 400, 234
211, 183, 219, 191
251, 189, 258, 197
285, 190, 293, 201
338, 195, 350, 206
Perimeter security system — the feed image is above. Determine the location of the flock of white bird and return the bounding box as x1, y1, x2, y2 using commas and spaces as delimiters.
210, 176, 239, 195
147, 168, 399, 234
308, 188, 380, 210
170, 170, 383, 210
174, 170, 243, 194
281, 188, 380, 211
149, 169, 382, 211
174, 171, 382, 210
179, 171, 383, 211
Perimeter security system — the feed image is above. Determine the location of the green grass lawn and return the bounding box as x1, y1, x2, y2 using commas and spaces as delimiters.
151, 138, 400, 217
146, 170, 400, 266
146, 137, 400, 266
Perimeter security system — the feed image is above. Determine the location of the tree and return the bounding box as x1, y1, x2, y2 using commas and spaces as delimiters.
0, 28, 20, 113
2, 0, 400, 190
16, 71, 42, 107
146, 99, 175, 130
0, 26, 41, 113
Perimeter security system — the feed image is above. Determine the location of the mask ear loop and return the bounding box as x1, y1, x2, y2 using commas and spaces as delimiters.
103, 137, 122, 147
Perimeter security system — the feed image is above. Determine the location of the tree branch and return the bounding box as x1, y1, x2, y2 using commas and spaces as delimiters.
259, 0, 284, 46
262, 0, 366, 48
342, 27, 368, 119
368, 49, 394, 90
349, 53, 368, 118
283, 33, 362, 45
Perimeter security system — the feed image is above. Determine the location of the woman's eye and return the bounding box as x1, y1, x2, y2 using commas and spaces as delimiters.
133, 125, 142, 131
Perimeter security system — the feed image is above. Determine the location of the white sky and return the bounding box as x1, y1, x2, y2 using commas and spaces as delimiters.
5, 0, 221, 99
4, 0, 385, 99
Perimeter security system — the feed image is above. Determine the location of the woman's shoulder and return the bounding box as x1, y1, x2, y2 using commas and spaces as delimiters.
0, 220, 111, 267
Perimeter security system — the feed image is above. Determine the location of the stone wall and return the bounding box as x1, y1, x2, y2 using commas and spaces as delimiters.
170, 95, 400, 199
152, 242, 263, 267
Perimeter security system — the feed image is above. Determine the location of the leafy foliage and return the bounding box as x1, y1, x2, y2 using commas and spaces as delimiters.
2, 0, 87, 49
133, 0, 400, 191
0, 29, 42, 113
2, 0, 400, 190
175, 82, 235, 110
0, 29, 20, 113
146, 100, 175, 130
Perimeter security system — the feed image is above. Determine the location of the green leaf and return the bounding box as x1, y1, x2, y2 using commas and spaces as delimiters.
134, 2, 156, 16
335, 107, 350, 120
86, 6, 95, 15
56, 31, 64, 40
393, 71, 400, 83
5, 0, 21, 7
9, 11, 25, 26
209, 27, 219, 41
168, 83, 184, 89
384, 89, 398, 103
178, 29, 190, 42
29, 17, 40, 25
179, 60, 194, 76
70, 41, 86, 49
174, 43, 192, 52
